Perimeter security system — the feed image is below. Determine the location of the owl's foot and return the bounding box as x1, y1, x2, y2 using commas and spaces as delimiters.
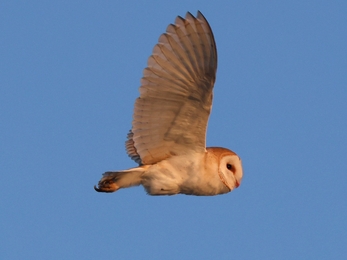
94, 179, 119, 193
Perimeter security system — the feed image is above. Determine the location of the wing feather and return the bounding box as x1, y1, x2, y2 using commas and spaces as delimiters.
126, 11, 217, 165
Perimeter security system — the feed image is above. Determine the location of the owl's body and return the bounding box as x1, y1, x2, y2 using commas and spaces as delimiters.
95, 11, 243, 196
98, 147, 241, 195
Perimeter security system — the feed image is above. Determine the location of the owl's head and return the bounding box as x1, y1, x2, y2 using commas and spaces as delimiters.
207, 147, 243, 191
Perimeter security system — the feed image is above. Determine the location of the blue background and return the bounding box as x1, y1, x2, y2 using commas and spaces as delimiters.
1, 1, 346, 259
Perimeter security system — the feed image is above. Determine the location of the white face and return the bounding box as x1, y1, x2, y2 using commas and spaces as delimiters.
219, 154, 243, 190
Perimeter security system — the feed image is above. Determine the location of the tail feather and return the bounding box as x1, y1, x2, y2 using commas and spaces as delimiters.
94, 166, 147, 193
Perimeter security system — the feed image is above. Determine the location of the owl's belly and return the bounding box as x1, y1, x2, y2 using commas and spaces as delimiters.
141, 153, 229, 196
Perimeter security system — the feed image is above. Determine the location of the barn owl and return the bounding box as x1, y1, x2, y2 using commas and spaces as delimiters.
94, 11, 243, 196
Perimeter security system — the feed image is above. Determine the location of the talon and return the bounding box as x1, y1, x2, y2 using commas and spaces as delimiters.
94, 185, 102, 192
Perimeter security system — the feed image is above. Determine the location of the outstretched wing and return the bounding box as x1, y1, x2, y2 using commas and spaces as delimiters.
126, 11, 217, 165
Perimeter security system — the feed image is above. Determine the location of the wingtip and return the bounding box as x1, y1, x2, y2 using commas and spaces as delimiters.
185, 11, 195, 19
196, 11, 207, 22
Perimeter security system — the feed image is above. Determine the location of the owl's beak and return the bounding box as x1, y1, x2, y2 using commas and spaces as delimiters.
235, 180, 240, 188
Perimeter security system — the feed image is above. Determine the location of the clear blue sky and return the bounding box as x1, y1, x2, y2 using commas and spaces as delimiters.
1, 1, 346, 259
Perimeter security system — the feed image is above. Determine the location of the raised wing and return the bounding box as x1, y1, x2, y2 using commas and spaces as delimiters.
126, 11, 217, 165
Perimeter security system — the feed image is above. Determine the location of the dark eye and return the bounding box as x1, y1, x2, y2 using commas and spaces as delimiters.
226, 163, 233, 171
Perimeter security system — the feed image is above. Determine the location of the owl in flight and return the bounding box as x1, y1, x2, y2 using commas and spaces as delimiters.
95, 11, 243, 196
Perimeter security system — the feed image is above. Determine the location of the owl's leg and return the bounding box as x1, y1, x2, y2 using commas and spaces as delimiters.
94, 166, 148, 193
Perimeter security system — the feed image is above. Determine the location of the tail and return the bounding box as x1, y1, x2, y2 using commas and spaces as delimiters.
94, 166, 148, 193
